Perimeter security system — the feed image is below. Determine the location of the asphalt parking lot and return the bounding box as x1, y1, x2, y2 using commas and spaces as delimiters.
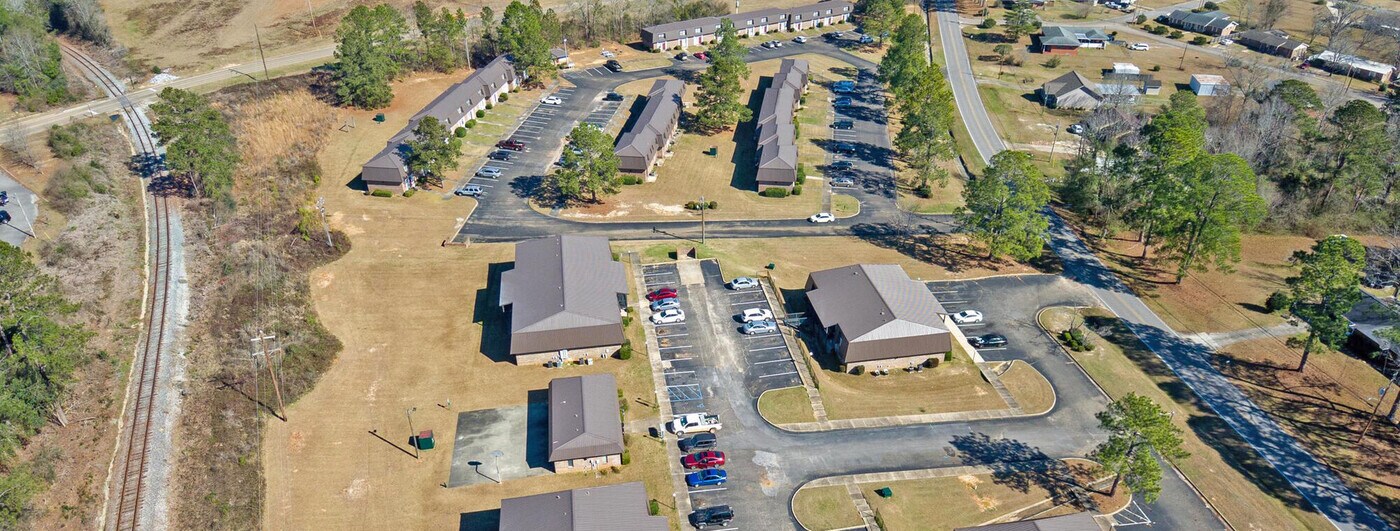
642, 263, 715, 417
0, 170, 37, 247
698, 260, 803, 395
927, 275, 1096, 366
639, 259, 809, 530
457, 86, 587, 197
821, 65, 894, 200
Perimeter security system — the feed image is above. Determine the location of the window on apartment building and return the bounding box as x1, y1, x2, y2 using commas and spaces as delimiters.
760, 17, 767, 23
825, 9, 832, 14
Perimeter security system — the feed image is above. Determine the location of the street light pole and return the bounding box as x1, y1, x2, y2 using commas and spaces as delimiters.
699, 194, 706, 244
406, 407, 419, 459
490, 449, 505, 484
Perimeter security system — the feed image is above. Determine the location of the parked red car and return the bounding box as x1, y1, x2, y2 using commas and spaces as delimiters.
682, 450, 726, 470
496, 139, 527, 151
693, 52, 708, 61
646, 287, 678, 301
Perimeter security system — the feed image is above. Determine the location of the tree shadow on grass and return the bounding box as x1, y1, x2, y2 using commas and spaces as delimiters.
950, 433, 1099, 511
849, 223, 1063, 275
1084, 312, 1330, 518
472, 262, 515, 364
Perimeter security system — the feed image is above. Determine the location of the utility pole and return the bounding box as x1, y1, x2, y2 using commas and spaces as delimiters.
699, 195, 706, 244
1048, 125, 1061, 165
306, 0, 320, 38
254, 24, 270, 81
406, 407, 420, 459
1178, 41, 1188, 71
315, 196, 334, 249
251, 332, 287, 420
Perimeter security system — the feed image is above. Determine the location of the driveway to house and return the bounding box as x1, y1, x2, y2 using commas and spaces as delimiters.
0, 170, 38, 247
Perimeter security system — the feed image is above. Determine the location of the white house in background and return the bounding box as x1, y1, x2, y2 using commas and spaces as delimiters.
1308, 51, 1397, 84
1189, 74, 1230, 96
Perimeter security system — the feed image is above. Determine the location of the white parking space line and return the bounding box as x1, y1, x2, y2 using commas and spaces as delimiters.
660, 345, 693, 350
959, 323, 987, 329
664, 371, 695, 375
743, 333, 779, 338
752, 358, 791, 365
689, 487, 727, 494
666, 384, 698, 388
759, 371, 799, 379
748, 346, 787, 352
978, 347, 1007, 351
940, 300, 968, 304
730, 300, 765, 306
928, 290, 959, 294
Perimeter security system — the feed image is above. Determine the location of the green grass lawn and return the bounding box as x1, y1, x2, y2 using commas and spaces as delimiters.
792, 486, 864, 531
758, 386, 817, 425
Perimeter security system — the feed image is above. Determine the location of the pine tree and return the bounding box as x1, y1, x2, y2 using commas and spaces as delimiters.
958, 151, 1051, 260
1091, 393, 1189, 503
149, 88, 240, 209
405, 117, 462, 189
692, 19, 751, 132
1287, 235, 1366, 371
334, 4, 408, 109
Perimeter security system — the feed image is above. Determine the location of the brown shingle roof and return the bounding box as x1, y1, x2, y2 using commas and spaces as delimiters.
499, 482, 667, 531
548, 374, 624, 462
499, 235, 627, 355
807, 264, 948, 343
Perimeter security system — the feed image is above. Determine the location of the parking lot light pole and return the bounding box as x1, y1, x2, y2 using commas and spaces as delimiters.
406, 407, 419, 459
699, 195, 706, 244
490, 450, 505, 484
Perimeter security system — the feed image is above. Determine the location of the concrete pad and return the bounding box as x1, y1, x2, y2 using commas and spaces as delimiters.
0, 170, 39, 247
447, 403, 550, 487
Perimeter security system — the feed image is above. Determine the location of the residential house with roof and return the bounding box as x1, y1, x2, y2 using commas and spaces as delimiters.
1036, 26, 1110, 54
1160, 9, 1237, 37
547, 374, 624, 472
550, 47, 572, 68
499, 481, 667, 531
498, 235, 628, 365
805, 264, 953, 371
1040, 71, 1103, 109
615, 79, 685, 174
640, 0, 853, 50
755, 58, 809, 190
1309, 50, 1397, 84
1237, 30, 1309, 61
1102, 63, 1161, 97
360, 56, 519, 191
1190, 74, 1230, 96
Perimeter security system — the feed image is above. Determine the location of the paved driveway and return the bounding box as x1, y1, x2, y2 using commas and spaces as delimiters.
0, 170, 38, 247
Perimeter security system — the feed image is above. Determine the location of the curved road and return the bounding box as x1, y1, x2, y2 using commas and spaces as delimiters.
932, 0, 1389, 528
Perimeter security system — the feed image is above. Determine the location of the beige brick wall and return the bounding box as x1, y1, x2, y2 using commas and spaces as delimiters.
552, 453, 622, 473
846, 352, 946, 373
514, 344, 620, 366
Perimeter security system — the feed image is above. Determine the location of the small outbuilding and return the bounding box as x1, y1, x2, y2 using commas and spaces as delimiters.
548, 374, 624, 472
499, 482, 667, 531
805, 264, 952, 371
1189, 74, 1229, 96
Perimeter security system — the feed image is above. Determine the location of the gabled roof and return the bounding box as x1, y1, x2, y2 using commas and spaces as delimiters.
614, 79, 684, 161
1311, 50, 1397, 77
1165, 9, 1234, 30
642, 0, 853, 38
1042, 71, 1100, 98
807, 264, 948, 343
500, 482, 667, 531
499, 235, 627, 353
754, 58, 807, 176
548, 374, 624, 462
1039, 26, 1081, 47
550, 47, 569, 60
1237, 30, 1307, 52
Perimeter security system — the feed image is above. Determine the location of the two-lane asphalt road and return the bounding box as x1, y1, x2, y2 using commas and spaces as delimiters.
931, 1, 1389, 527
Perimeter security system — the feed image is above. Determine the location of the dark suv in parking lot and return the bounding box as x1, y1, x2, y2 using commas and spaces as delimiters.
969, 333, 1008, 348
679, 432, 717, 453
487, 150, 513, 161
605, 59, 623, 72
689, 505, 734, 529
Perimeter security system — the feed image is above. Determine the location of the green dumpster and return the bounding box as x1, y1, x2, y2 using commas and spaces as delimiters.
707, 146, 718, 156
373, 113, 387, 123
875, 487, 893, 498
414, 430, 435, 450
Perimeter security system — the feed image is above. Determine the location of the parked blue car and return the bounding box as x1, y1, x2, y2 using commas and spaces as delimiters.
833, 96, 853, 106
831, 80, 856, 93
686, 468, 728, 487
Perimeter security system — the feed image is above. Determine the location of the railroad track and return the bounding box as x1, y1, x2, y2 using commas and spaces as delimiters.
60, 43, 172, 531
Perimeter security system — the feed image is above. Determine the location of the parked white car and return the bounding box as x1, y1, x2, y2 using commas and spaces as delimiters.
809, 212, 835, 223
652, 308, 686, 324
1128, 42, 1150, 51
794, 35, 808, 44
456, 184, 484, 197
951, 310, 984, 324
729, 277, 759, 290
740, 308, 774, 323
542, 95, 563, 105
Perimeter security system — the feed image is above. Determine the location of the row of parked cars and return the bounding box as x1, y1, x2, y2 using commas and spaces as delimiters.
677, 432, 734, 528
